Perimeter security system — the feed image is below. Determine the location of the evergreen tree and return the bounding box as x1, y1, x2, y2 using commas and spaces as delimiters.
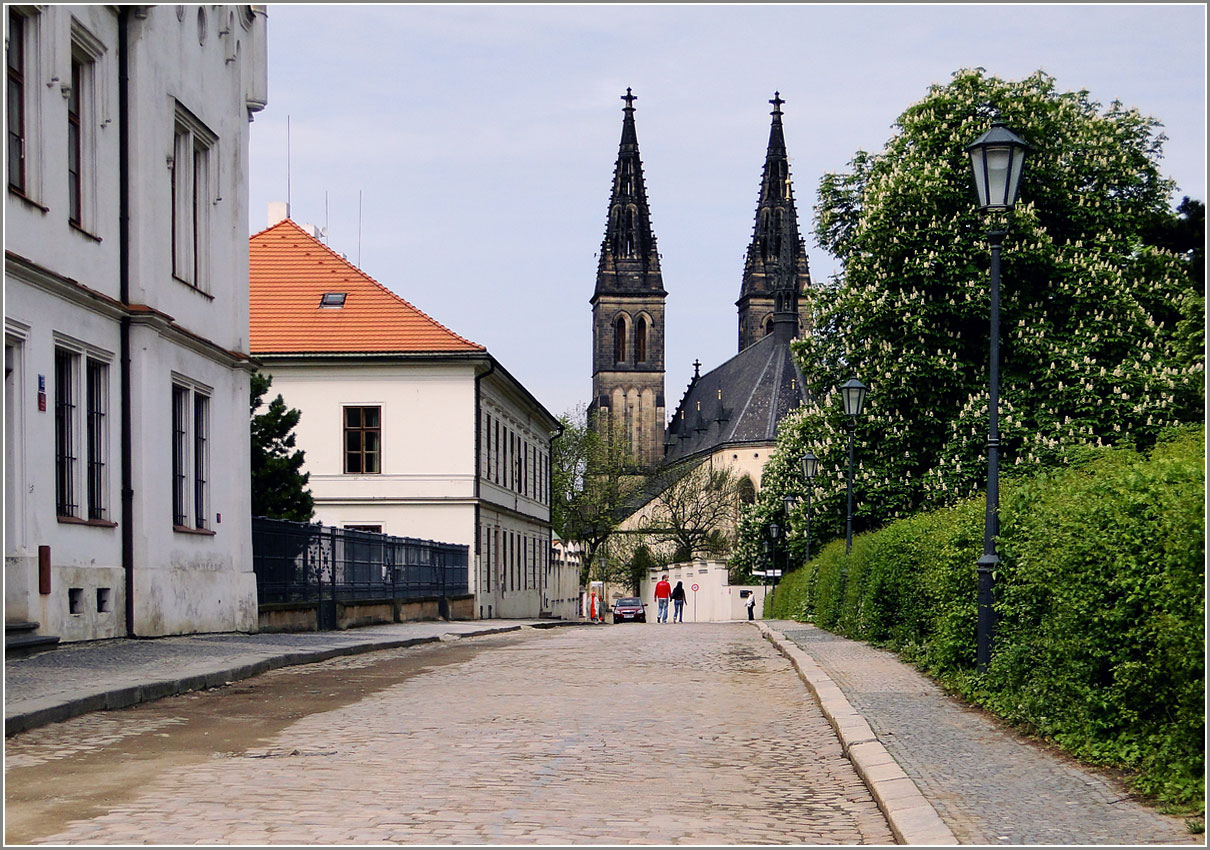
250, 371, 314, 522
754, 68, 1204, 550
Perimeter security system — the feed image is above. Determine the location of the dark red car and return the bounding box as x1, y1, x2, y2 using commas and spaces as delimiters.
612, 597, 647, 623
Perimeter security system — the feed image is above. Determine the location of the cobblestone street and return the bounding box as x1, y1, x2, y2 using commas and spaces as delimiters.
5, 623, 893, 845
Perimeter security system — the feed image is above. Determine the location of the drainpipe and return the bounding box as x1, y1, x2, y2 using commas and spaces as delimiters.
118, 7, 135, 636
473, 357, 495, 616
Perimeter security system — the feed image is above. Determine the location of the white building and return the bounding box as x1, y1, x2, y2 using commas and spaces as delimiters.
5, 6, 268, 644
249, 214, 561, 619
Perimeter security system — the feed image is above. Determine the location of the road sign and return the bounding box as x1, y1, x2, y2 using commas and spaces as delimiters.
690, 583, 699, 592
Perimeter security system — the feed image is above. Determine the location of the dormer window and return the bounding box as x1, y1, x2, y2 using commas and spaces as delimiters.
319, 292, 346, 308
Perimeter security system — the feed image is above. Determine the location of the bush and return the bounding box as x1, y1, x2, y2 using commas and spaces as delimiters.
766, 426, 1204, 808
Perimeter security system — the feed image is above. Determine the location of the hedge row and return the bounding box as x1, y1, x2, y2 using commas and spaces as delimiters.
766, 426, 1205, 808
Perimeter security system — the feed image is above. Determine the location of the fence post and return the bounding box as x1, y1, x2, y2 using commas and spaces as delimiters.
330, 525, 339, 629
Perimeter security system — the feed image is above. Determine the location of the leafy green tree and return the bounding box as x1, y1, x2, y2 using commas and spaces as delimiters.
551, 406, 646, 584
250, 371, 314, 521
760, 68, 1203, 550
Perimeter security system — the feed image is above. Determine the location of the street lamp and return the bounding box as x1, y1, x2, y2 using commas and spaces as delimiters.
767, 520, 782, 588
782, 493, 798, 572
966, 121, 1031, 673
800, 451, 817, 562
839, 378, 867, 555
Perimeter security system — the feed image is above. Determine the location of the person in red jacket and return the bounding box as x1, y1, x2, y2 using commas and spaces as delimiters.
654, 574, 672, 624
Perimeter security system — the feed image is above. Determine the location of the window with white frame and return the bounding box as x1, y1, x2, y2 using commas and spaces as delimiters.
6, 7, 41, 197
55, 344, 111, 521
343, 406, 381, 474
172, 380, 211, 530
7, 8, 28, 193
170, 103, 217, 290
67, 20, 105, 232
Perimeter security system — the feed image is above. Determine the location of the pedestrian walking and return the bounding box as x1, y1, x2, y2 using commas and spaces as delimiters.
654, 574, 672, 623
746, 591, 756, 621
671, 580, 686, 623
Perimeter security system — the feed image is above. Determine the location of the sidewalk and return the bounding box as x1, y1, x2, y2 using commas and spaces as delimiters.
760, 619, 1198, 846
5, 619, 580, 737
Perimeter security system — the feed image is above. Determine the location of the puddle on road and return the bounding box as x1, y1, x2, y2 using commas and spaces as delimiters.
3, 632, 524, 845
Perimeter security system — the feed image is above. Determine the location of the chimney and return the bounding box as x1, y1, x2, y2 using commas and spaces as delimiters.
267, 201, 290, 227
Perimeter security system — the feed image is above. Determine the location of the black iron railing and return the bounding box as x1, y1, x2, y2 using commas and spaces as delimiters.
252, 517, 468, 614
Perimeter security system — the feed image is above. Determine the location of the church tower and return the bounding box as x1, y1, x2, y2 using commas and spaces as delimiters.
736, 93, 812, 353
589, 89, 666, 468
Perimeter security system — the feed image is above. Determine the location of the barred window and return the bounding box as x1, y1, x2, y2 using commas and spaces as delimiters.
86, 359, 108, 520
55, 349, 79, 517
172, 383, 210, 529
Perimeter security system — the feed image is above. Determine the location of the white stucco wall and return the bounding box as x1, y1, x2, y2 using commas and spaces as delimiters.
640, 559, 768, 622
255, 356, 559, 620
4, 5, 266, 641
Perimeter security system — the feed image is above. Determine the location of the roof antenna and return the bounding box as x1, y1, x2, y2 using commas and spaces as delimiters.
324, 190, 329, 244
286, 115, 291, 215
357, 190, 363, 268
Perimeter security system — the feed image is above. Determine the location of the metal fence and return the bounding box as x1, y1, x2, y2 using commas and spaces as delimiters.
252, 518, 469, 627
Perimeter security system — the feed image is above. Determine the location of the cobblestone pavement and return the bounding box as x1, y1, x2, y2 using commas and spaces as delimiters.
5, 620, 522, 724
772, 622, 1197, 846
7, 623, 893, 845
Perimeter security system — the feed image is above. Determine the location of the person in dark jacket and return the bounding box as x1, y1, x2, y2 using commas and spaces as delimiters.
671, 580, 686, 623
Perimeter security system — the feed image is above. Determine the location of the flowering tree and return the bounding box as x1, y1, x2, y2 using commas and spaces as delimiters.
745, 68, 1204, 557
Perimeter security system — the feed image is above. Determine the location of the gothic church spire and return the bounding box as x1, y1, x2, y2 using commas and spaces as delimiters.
736, 92, 812, 351
594, 88, 665, 297
589, 89, 667, 469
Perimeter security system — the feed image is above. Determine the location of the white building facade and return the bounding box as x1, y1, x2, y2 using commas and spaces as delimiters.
249, 218, 561, 620
5, 5, 268, 642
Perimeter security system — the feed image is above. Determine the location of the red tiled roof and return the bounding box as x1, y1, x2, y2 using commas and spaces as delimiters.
249, 219, 484, 354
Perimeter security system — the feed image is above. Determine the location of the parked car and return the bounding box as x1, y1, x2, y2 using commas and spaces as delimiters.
612, 597, 646, 623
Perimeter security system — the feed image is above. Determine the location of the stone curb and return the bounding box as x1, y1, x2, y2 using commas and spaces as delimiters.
5, 624, 532, 737
755, 621, 959, 846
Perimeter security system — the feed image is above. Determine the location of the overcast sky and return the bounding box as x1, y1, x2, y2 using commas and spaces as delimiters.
248, 3, 1207, 419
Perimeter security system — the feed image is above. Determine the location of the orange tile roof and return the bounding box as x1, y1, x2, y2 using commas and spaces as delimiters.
249, 219, 484, 354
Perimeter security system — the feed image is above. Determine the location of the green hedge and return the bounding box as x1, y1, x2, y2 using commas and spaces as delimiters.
766, 426, 1205, 808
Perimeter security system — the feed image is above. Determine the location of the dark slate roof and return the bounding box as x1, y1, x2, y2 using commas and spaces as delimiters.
662, 331, 805, 465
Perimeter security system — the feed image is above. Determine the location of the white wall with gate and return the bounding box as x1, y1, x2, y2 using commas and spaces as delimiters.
639, 559, 769, 622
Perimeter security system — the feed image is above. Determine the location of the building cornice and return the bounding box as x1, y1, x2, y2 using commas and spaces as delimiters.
6, 251, 252, 370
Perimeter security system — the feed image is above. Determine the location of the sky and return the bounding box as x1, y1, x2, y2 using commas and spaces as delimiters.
248, 3, 1207, 419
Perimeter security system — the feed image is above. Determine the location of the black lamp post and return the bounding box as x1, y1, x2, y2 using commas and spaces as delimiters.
966, 121, 1031, 673
782, 493, 798, 572
768, 520, 782, 587
800, 451, 818, 562
839, 378, 867, 555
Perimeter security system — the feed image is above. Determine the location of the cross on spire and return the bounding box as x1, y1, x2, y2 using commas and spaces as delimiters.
622, 88, 637, 111
770, 91, 785, 116
693, 359, 702, 378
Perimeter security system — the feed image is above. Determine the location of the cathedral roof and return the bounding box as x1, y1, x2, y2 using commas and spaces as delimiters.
249, 218, 484, 355
662, 331, 805, 465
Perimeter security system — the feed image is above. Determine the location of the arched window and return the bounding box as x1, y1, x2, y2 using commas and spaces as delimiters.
615, 315, 627, 363
764, 316, 774, 336
737, 476, 756, 505
636, 316, 647, 363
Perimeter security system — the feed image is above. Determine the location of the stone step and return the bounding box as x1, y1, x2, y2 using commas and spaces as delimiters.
5, 622, 60, 658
